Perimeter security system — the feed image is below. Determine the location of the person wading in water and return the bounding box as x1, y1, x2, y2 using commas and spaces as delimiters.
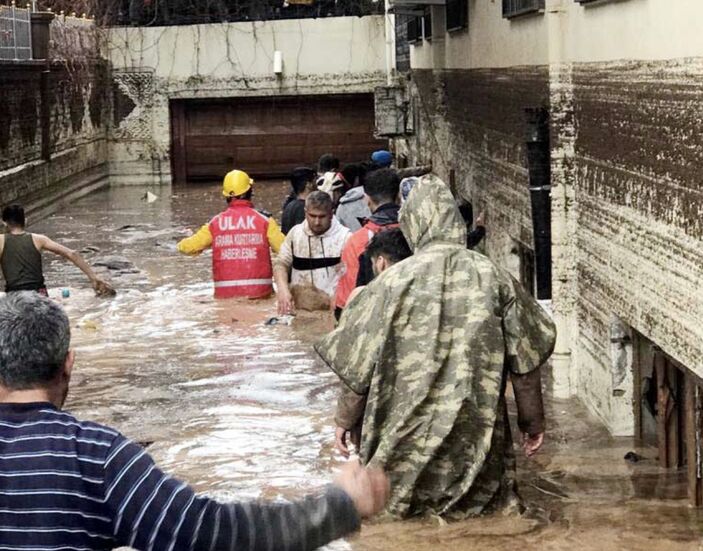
0, 204, 114, 297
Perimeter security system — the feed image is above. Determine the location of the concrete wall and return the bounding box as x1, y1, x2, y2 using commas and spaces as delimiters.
107, 15, 388, 185
399, 0, 703, 435
0, 17, 110, 215
411, 1, 548, 70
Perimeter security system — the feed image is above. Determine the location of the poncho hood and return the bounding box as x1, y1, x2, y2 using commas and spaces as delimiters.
399, 174, 466, 251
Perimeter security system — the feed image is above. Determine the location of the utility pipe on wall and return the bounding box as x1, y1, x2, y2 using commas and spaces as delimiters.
384, 0, 395, 85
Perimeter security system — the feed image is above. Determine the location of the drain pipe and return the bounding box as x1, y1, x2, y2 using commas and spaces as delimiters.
525, 107, 552, 300
384, 0, 394, 86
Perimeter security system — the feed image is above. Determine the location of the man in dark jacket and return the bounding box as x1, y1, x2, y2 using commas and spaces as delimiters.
282, 167, 317, 234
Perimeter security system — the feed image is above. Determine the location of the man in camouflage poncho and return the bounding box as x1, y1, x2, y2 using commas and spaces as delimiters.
315, 175, 556, 518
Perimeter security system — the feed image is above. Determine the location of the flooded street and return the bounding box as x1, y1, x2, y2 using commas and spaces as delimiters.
28, 182, 703, 550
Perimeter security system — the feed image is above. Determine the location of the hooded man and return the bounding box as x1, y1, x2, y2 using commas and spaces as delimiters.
274, 191, 351, 314
315, 175, 556, 519
336, 163, 372, 232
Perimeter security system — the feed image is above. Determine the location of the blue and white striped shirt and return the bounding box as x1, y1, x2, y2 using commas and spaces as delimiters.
0, 402, 359, 551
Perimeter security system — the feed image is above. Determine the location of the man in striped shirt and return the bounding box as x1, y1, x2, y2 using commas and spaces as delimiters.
0, 292, 389, 550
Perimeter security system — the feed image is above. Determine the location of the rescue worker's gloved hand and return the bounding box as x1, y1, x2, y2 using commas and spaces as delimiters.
334, 459, 390, 518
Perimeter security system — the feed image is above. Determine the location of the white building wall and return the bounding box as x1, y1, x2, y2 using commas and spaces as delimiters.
106, 16, 388, 185
401, 0, 703, 436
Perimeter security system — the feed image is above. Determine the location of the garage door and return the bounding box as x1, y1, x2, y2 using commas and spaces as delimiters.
170, 94, 387, 182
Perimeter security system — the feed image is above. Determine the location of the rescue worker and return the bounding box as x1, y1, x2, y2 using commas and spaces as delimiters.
274, 191, 351, 314
177, 170, 284, 299
0, 204, 114, 297
315, 174, 556, 519
334, 168, 401, 320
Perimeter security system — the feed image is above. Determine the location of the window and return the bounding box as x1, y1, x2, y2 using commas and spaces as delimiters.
406, 7, 432, 43
423, 7, 432, 40
502, 0, 545, 19
446, 0, 468, 32
407, 16, 421, 43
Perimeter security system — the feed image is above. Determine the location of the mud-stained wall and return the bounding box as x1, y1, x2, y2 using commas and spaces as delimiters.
404, 67, 549, 275
571, 60, 703, 428
400, 0, 703, 434
107, 15, 388, 185
0, 17, 110, 212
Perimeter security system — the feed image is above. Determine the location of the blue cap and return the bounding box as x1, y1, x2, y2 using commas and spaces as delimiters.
371, 150, 393, 168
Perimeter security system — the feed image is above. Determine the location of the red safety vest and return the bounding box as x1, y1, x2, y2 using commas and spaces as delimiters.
208, 200, 273, 299
335, 220, 399, 308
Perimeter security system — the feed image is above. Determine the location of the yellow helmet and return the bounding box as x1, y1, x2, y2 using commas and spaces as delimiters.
222, 170, 253, 198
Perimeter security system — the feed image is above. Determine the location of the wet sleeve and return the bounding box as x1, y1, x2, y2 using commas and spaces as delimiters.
335, 384, 368, 430
397, 165, 432, 179
315, 281, 389, 394
499, 271, 557, 376
267, 218, 286, 254
275, 232, 294, 270
103, 436, 361, 551
510, 369, 545, 435
177, 225, 212, 255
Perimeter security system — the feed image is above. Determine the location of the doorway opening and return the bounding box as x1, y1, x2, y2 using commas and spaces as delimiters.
634, 334, 703, 506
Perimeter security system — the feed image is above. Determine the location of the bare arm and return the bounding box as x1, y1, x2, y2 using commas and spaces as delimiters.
34, 235, 115, 296
273, 263, 294, 315
274, 234, 295, 315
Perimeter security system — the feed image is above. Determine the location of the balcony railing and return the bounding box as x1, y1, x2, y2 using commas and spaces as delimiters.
0, 3, 32, 61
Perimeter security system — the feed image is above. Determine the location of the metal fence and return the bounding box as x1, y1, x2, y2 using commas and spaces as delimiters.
0, 3, 32, 60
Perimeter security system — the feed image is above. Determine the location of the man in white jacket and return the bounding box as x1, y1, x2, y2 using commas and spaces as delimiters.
274, 191, 351, 314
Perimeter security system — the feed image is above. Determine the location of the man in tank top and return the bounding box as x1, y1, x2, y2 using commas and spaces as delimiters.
0, 204, 114, 296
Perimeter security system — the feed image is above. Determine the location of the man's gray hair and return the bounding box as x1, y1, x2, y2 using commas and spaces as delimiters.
305, 190, 334, 212
0, 292, 71, 389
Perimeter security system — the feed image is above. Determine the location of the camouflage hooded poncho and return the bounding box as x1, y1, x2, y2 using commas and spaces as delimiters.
315, 175, 556, 518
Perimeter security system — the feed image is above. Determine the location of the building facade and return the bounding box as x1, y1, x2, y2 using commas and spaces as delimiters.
390, 0, 703, 501
107, 11, 389, 185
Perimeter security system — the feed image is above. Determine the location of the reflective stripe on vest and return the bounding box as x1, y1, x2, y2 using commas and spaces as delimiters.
208, 201, 273, 299
214, 279, 272, 288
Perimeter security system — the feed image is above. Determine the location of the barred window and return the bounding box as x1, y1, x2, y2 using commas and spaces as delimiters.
502, 0, 545, 18
445, 0, 467, 32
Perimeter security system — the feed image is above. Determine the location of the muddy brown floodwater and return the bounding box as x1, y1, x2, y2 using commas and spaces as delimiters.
26, 182, 703, 550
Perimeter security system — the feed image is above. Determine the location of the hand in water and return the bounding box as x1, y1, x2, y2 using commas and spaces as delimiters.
334, 459, 390, 518
93, 279, 116, 297
522, 432, 544, 458
277, 289, 295, 315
